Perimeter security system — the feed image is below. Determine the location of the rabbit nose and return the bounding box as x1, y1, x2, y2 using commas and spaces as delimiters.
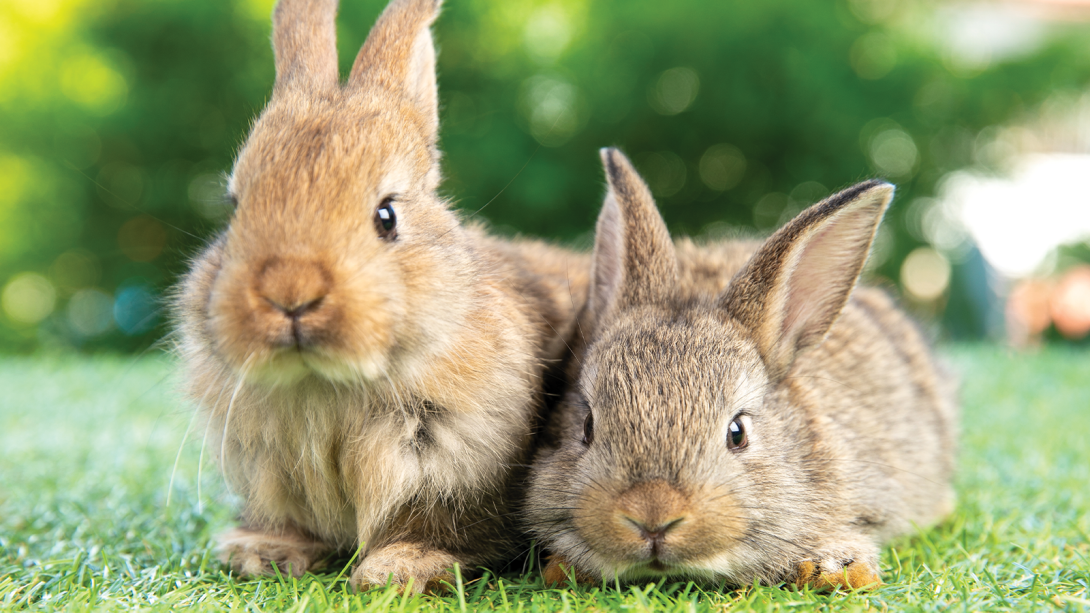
615, 480, 690, 544
256, 257, 331, 320
266, 296, 324, 320
626, 517, 685, 544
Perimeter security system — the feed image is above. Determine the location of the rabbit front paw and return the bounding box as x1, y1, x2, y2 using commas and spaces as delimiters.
217, 526, 330, 578
350, 542, 462, 594
542, 553, 597, 586
792, 553, 881, 590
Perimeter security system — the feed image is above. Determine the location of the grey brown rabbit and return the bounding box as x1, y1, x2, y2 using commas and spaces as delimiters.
173, 0, 588, 592
526, 149, 957, 589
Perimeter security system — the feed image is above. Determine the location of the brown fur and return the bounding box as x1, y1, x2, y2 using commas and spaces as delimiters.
173, 0, 588, 593
542, 554, 599, 585
526, 149, 957, 588
793, 558, 882, 590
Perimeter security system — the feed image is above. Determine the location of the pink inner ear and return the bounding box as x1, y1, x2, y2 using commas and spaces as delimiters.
779, 205, 877, 351
408, 28, 437, 106
590, 193, 624, 316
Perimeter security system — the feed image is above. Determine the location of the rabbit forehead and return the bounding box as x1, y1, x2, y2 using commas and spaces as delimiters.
231, 93, 432, 206
586, 309, 767, 428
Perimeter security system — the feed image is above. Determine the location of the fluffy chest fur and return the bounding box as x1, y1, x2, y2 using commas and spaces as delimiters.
197, 370, 533, 551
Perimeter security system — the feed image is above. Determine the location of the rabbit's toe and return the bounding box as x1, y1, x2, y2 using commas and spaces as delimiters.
217, 526, 328, 578
542, 553, 597, 586
793, 552, 881, 590
351, 542, 461, 594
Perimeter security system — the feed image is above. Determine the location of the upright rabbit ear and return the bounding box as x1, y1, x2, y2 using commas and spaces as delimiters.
589, 149, 679, 327
721, 180, 893, 379
348, 0, 442, 143
271, 0, 341, 94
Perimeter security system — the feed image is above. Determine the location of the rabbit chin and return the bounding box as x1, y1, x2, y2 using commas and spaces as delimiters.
558, 534, 751, 585
615, 562, 721, 583
244, 348, 389, 387
584, 555, 728, 584
592, 556, 758, 586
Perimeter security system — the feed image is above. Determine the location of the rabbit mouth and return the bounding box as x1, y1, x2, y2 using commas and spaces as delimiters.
241, 345, 388, 387
317, 350, 389, 382
300, 351, 388, 384
646, 559, 671, 573
618, 557, 689, 579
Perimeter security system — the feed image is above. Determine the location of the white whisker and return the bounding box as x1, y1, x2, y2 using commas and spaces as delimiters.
220, 354, 255, 479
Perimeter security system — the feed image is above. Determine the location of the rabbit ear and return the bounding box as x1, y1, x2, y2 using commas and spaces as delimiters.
348, 0, 441, 143
271, 0, 341, 93
721, 180, 893, 379
589, 148, 679, 325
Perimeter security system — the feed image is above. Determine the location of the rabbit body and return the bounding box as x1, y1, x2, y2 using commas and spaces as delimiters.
527, 150, 956, 589
174, 0, 588, 591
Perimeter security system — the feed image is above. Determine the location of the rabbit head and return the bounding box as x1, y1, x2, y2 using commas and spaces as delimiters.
528, 149, 895, 583
195, 0, 470, 386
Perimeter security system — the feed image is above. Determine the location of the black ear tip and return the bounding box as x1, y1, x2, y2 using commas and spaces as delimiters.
834, 179, 895, 210
600, 147, 632, 183
860, 178, 895, 195
863, 180, 896, 203
599, 147, 619, 170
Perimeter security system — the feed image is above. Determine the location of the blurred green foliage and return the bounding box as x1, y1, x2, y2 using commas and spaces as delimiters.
1, 0, 1089, 352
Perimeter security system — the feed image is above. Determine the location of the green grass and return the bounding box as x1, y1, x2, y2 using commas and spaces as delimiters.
1, 345, 1088, 611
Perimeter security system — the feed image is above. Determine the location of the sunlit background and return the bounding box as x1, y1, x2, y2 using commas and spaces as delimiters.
2, 0, 1090, 353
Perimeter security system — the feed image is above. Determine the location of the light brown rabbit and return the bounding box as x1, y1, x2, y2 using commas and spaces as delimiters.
172, 0, 588, 592
526, 149, 957, 589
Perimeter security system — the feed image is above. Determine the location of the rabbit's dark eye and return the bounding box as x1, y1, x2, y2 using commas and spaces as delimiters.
374, 196, 397, 240
582, 412, 594, 446
727, 417, 747, 451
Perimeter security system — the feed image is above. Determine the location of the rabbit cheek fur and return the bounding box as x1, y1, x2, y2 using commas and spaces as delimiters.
526, 149, 956, 589
173, 0, 588, 592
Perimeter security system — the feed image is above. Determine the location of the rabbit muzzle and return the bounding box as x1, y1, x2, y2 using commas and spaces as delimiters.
575, 479, 690, 568
573, 477, 751, 578
208, 254, 397, 385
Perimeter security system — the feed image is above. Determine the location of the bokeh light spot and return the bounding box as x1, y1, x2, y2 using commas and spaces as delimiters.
848, 0, 898, 24
519, 74, 584, 147
753, 192, 788, 230
68, 288, 114, 337
0, 154, 32, 211
524, 5, 572, 63
242, 0, 276, 21
940, 154, 1090, 278
1007, 278, 1054, 344
59, 51, 128, 115
937, 4, 1045, 76
114, 284, 158, 335
850, 33, 897, 80
648, 67, 699, 116
869, 128, 918, 178
118, 215, 167, 262
0, 21, 18, 77
901, 246, 951, 301
8, 0, 63, 23
789, 181, 829, 207
51, 249, 102, 293
2, 273, 56, 325
636, 151, 686, 197
1051, 266, 1090, 340
699, 144, 746, 191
